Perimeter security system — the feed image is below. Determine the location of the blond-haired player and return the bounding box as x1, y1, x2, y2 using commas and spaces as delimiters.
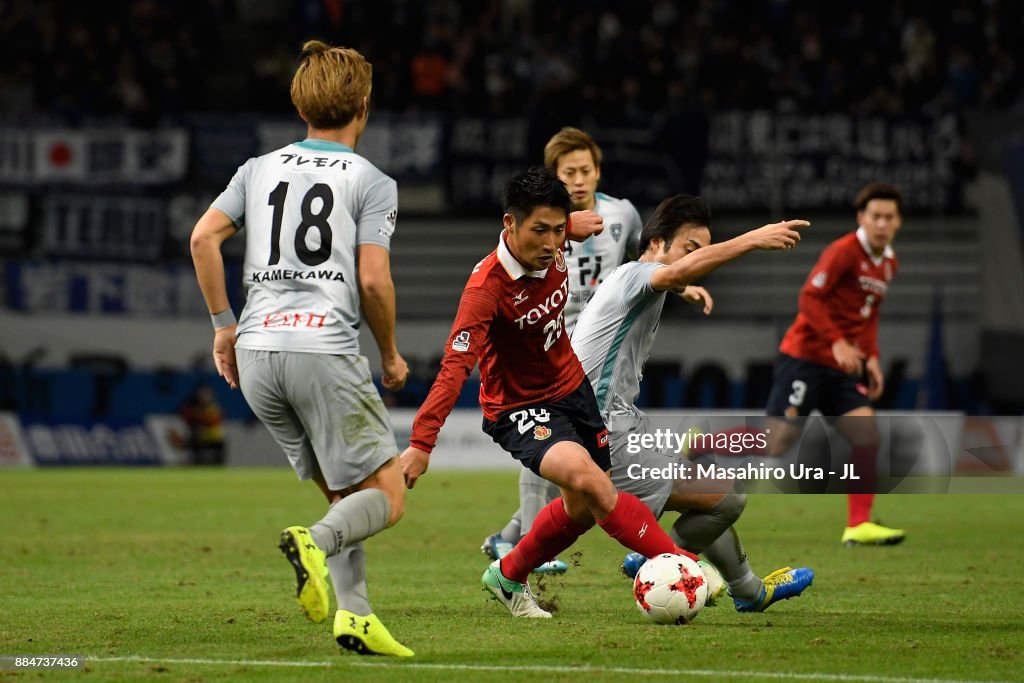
190, 41, 412, 656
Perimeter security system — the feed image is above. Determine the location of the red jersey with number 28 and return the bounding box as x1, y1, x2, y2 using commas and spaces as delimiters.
779, 228, 898, 370
410, 233, 585, 453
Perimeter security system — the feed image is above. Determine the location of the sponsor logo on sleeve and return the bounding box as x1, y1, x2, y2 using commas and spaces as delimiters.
379, 208, 397, 238
452, 331, 471, 352
811, 271, 827, 288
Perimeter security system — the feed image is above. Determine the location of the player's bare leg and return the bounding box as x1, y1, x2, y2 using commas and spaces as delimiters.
834, 408, 904, 546
620, 472, 813, 611
502, 442, 694, 582
484, 440, 694, 618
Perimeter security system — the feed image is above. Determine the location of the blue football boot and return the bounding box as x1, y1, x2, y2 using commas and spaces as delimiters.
482, 533, 568, 574
733, 567, 814, 612
481, 533, 514, 561
622, 552, 647, 579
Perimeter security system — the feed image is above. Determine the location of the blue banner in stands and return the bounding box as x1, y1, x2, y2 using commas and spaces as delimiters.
2, 260, 244, 315
20, 420, 164, 466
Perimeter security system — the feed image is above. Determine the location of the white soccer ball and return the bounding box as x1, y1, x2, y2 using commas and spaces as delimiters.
633, 553, 708, 624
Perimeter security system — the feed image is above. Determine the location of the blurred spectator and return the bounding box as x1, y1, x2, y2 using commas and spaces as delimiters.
410, 41, 451, 107
180, 385, 225, 466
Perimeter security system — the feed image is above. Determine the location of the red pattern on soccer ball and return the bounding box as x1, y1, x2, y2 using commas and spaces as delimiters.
669, 563, 705, 608
634, 580, 655, 611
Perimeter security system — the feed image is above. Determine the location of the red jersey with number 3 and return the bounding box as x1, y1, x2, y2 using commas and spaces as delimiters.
779, 228, 898, 370
410, 233, 585, 453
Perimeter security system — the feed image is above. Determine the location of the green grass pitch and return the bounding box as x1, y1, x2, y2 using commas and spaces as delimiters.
1, 468, 1021, 682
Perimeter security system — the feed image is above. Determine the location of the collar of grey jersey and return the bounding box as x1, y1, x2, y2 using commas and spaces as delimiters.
497, 231, 549, 280
294, 138, 354, 153
855, 226, 894, 266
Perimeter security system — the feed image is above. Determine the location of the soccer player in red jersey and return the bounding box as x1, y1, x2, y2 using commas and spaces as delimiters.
481, 127, 650, 576
400, 167, 698, 618
764, 182, 905, 546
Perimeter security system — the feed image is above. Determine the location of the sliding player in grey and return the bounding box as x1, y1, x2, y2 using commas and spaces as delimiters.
190, 41, 412, 656
572, 195, 815, 613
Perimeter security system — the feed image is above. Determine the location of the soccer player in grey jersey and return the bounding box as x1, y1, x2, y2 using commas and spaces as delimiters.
482, 128, 712, 573
572, 195, 815, 612
549, 128, 644, 332
190, 41, 412, 656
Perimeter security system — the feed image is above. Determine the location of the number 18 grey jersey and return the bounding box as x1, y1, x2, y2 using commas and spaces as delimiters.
211, 139, 397, 355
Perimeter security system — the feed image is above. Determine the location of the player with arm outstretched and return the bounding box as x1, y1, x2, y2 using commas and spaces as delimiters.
190, 41, 413, 656
400, 167, 700, 619
571, 195, 814, 611
481, 127, 712, 575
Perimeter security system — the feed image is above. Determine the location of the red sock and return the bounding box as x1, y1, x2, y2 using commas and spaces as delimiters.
500, 498, 590, 584
597, 492, 698, 562
846, 444, 878, 526
847, 493, 874, 527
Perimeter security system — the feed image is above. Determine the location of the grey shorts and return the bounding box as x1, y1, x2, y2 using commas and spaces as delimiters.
236, 348, 397, 491
608, 415, 680, 517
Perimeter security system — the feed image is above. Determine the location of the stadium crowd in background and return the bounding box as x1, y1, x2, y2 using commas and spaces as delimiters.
1, 0, 1021, 126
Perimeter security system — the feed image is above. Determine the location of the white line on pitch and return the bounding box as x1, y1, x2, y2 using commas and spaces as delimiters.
86, 655, 1012, 683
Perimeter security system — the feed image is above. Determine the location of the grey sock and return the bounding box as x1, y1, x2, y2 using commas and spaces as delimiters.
667, 492, 761, 601
327, 542, 372, 617
702, 527, 762, 601
517, 468, 560, 539
668, 492, 746, 553
500, 509, 522, 544
309, 488, 391, 557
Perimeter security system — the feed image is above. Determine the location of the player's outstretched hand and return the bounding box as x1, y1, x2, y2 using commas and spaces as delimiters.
831, 338, 866, 375
400, 446, 430, 489
568, 209, 604, 240
213, 325, 239, 389
681, 285, 714, 315
750, 219, 810, 250
381, 352, 409, 392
